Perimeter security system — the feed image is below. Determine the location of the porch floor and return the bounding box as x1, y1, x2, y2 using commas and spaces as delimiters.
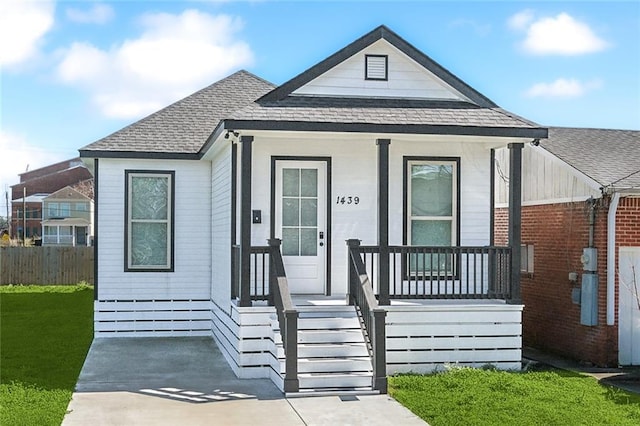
246, 295, 510, 308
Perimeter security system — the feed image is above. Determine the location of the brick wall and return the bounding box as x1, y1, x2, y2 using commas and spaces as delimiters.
496, 197, 626, 366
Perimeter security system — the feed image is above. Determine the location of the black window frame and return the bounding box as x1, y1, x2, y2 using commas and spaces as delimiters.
402, 156, 461, 280
124, 170, 175, 272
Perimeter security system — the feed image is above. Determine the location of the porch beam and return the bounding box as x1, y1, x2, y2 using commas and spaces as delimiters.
239, 135, 254, 307
508, 142, 523, 304
377, 138, 390, 305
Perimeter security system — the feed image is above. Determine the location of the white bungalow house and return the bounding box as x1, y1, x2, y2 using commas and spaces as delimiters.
80, 26, 546, 394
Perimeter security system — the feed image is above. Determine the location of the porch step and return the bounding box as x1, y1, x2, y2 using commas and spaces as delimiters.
272, 305, 374, 393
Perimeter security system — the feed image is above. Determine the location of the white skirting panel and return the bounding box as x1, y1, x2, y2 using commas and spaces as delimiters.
385, 303, 523, 373
210, 301, 276, 379
94, 300, 212, 337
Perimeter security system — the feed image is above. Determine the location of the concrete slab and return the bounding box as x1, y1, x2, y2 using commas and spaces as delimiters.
63, 337, 427, 426
288, 394, 427, 426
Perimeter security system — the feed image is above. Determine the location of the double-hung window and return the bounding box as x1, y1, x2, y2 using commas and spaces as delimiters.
405, 157, 459, 277
125, 170, 175, 271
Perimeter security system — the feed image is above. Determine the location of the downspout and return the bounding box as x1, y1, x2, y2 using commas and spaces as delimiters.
606, 192, 620, 325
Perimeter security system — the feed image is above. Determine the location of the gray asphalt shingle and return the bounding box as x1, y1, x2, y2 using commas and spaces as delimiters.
80, 70, 275, 155
542, 127, 640, 190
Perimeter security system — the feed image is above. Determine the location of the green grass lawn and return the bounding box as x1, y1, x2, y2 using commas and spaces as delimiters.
389, 366, 640, 426
0, 285, 94, 426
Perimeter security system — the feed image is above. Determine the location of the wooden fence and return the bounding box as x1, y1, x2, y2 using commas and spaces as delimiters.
0, 247, 94, 285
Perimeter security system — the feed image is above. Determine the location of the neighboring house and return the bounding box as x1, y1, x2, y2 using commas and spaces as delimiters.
80, 26, 547, 393
11, 193, 48, 240
495, 127, 640, 367
42, 186, 93, 246
10, 158, 93, 239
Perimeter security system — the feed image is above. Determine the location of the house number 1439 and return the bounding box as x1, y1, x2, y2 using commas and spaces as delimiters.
336, 196, 360, 205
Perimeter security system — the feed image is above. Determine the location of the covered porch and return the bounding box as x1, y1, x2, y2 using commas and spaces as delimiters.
220, 136, 527, 394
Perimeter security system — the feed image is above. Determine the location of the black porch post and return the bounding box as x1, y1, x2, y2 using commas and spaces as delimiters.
377, 139, 390, 305
508, 143, 523, 304
239, 135, 254, 307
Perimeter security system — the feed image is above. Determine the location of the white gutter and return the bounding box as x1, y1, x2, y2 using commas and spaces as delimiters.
606, 192, 621, 325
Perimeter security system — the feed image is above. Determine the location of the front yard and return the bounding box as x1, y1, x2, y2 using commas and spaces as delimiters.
0, 285, 93, 425
389, 366, 640, 425
1, 285, 638, 425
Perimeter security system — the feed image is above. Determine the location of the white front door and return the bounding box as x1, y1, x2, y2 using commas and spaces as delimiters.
619, 247, 640, 365
275, 160, 327, 294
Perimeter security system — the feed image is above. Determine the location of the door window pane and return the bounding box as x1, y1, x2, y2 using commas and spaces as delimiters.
300, 199, 317, 226
282, 198, 299, 226
282, 169, 300, 197
281, 166, 319, 257
300, 228, 317, 256
300, 169, 318, 197
282, 228, 300, 256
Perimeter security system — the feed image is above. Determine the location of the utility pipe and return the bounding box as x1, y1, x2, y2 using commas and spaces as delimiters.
606, 192, 620, 325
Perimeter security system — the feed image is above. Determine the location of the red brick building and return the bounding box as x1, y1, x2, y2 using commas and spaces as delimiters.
10, 158, 93, 240
495, 127, 640, 366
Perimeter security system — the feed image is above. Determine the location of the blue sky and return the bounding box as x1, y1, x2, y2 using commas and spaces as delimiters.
1, 1, 639, 202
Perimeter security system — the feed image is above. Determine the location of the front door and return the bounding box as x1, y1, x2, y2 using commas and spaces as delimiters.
275, 160, 327, 294
75, 226, 87, 246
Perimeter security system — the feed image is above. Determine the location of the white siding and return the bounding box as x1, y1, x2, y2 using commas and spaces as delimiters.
250, 132, 499, 295
386, 302, 523, 373
96, 158, 212, 302
495, 145, 600, 206
293, 39, 468, 101
211, 144, 233, 311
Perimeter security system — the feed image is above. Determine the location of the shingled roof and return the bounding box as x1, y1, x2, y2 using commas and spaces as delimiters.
79, 70, 275, 158
224, 96, 545, 138
541, 127, 640, 191
80, 26, 547, 160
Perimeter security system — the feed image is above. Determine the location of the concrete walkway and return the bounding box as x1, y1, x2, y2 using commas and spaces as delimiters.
523, 347, 640, 395
63, 337, 426, 426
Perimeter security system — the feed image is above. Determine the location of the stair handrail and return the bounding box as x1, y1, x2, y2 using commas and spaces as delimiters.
346, 239, 387, 394
268, 238, 299, 393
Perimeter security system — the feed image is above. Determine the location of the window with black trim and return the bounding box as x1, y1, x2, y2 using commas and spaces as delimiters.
405, 158, 460, 277
365, 54, 388, 81
125, 170, 175, 272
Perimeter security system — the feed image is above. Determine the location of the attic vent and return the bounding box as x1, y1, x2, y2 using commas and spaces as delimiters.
365, 54, 388, 81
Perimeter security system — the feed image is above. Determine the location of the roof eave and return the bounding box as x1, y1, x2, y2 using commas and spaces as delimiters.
224, 119, 548, 139
79, 150, 200, 160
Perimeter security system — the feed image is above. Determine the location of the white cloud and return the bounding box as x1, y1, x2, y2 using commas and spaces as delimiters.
509, 11, 609, 55
0, 131, 66, 194
66, 3, 114, 24
56, 10, 253, 119
525, 78, 603, 98
0, 0, 55, 67
507, 9, 534, 31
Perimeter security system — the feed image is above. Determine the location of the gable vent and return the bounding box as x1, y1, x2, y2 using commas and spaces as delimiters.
365, 54, 388, 81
